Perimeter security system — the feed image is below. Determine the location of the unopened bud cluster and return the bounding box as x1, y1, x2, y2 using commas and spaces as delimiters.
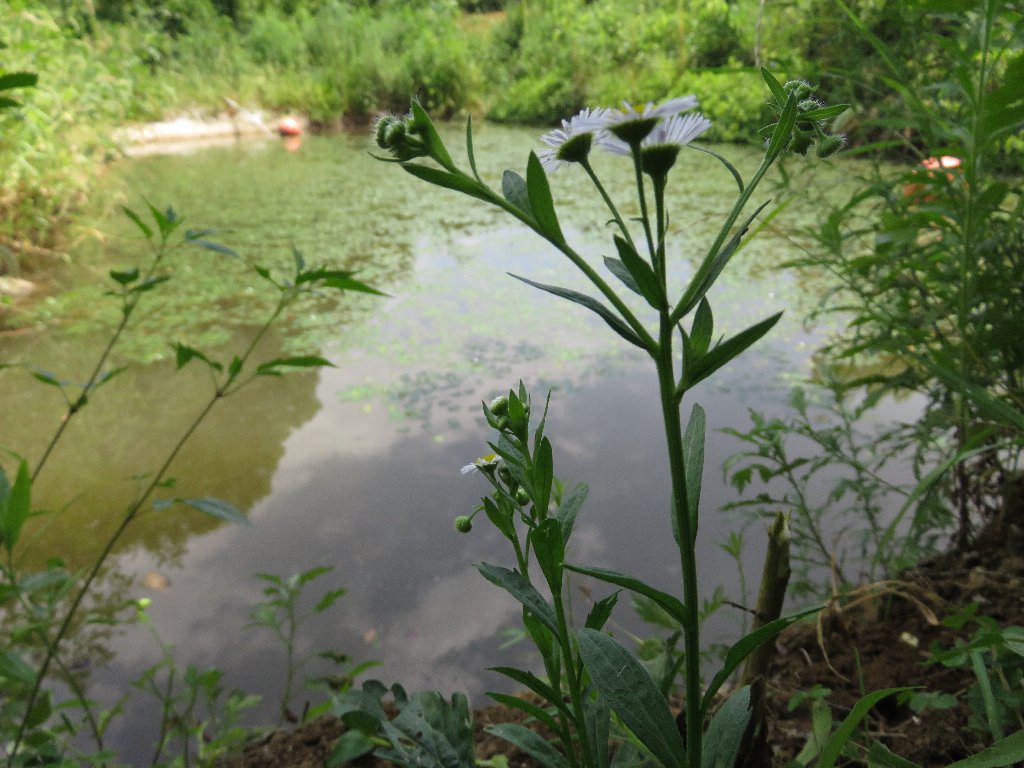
777, 80, 846, 158
375, 113, 430, 162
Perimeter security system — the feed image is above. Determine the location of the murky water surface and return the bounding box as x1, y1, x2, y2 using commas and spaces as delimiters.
1, 126, 891, 759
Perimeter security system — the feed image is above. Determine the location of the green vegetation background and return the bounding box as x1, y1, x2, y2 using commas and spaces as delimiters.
0, 0, 1020, 263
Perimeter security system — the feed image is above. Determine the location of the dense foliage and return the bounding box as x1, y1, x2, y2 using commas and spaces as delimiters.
1, 0, 1021, 267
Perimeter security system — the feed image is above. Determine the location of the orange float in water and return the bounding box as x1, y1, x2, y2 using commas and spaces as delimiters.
277, 116, 303, 136
903, 155, 962, 198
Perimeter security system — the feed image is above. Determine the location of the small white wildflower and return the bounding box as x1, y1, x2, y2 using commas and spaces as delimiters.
601, 112, 713, 157
460, 453, 500, 475
538, 108, 607, 171
602, 95, 699, 125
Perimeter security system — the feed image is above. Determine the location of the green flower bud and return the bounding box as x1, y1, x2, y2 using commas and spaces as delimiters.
556, 132, 593, 165
609, 117, 659, 147
515, 487, 531, 506
784, 79, 815, 101
454, 515, 473, 533
498, 466, 513, 486
489, 395, 509, 417
641, 144, 681, 178
815, 133, 845, 158
789, 133, 814, 155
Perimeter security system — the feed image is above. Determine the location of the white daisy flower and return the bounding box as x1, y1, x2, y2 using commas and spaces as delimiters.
602, 95, 699, 125
538, 108, 608, 171
600, 112, 713, 156
460, 453, 500, 475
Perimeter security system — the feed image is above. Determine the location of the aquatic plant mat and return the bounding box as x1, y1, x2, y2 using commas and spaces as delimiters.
222, 514, 1024, 768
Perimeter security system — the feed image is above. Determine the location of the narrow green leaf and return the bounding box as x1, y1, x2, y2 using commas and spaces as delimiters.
0, 650, 36, 685
501, 170, 532, 215
509, 274, 644, 349
766, 92, 798, 160
404, 163, 494, 207
173, 344, 222, 372
256, 356, 335, 376
465, 116, 482, 183
483, 496, 516, 541
529, 519, 564, 594
682, 403, 705, 542
477, 563, 558, 635
526, 152, 564, 244
801, 104, 851, 121
327, 729, 376, 767
760, 68, 788, 106
584, 590, 620, 631
688, 145, 744, 192
314, 588, 347, 614
130, 275, 171, 294
164, 497, 250, 526
410, 99, 456, 172
701, 686, 751, 768
701, 605, 821, 716
866, 739, 922, 768
0, 72, 38, 91
604, 257, 643, 297
0, 96, 18, 109
486, 692, 561, 733
946, 729, 1024, 768
675, 200, 771, 321
613, 235, 663, 309
1, 459, 31, 553
555, 481, 588, 542
121, 206, 153, 240
683, 312, 783, 390
564, 564, 688, 626
578, 629, 685, 768
585, 691, 612, 768
30, 370, 62, 388
189, 239, 238, 258
295, 269, 386, 296
817, 688, 911, 768
487, 724, 569, 768
690, 299, 713, 356
533, 436, 553, 517
489, 667, 572, 718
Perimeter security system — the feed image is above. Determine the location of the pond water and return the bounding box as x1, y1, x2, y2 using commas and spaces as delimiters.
1, 125, 905, 761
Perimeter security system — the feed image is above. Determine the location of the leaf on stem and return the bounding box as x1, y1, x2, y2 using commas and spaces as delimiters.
0, 458, 31, 554
701, 686, 751, 768
121, 206, 153, 240
584, 590, 620, 631
675, 201, 771, 322
296, 269, 386, 296
152, 496, 250, 526
501, 170, 532, 216
611, 235, 664, 309
174, 343, 223, 372
529, 519, 564, 594
0, 72, 38, 92
485, 692, 561, 734
681, 311, 783, 392
682, 403, 706, 542
555, 481, 588, 542
465, 116, 483, 184
564, 564, 689, 626
477, 563, 559, 635
486, 724, 570, 768
533, 436, 554, 518
256, 356, 335, 376
816, 688, 911, 768
578, 629, 686, 768
403, 163, 494, 207
0, 650, 36, 686
526, 152, 565, 245
410, 99, 456, 172
488, 667, 573, 720
509, 274, 645, 350
701, 604, 821, 717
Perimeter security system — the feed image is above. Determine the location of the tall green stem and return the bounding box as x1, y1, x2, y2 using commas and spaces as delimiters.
655, 320, 702, 768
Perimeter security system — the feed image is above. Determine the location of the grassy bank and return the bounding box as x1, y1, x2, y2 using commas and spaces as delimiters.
1, 0, 1021, 270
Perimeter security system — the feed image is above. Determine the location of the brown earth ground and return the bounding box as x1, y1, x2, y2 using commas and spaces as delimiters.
222, 511, 1024, 768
